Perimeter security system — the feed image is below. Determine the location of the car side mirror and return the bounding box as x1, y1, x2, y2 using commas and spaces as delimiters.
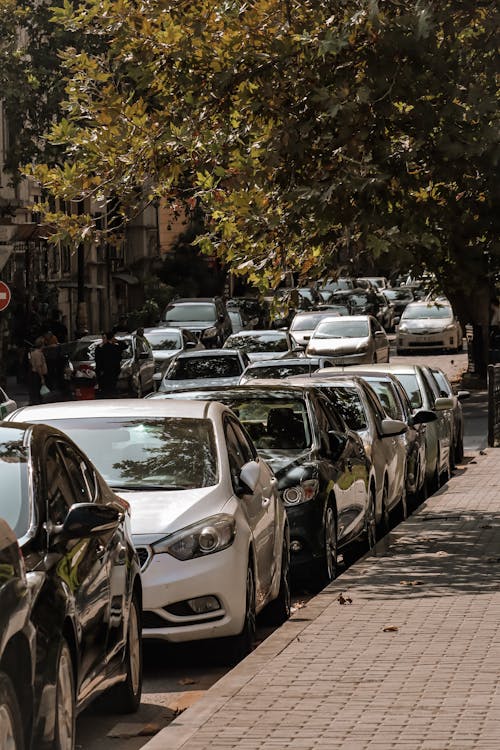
434, 396, 454, 411
411, 409, 438, 425
374, 330, 385, 337
457, 390, 470, 401
393, 316, 400, 326
380, 418, 408, 437
185, 341, 197, 349
237, 460, 260, 496
52, 503, 122, 542
328, 430, 348, 459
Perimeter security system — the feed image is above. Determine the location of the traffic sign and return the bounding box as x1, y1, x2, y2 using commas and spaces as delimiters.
0, 281, 11, 311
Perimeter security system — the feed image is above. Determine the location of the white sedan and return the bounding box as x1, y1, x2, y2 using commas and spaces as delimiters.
0, 387, 16, 419
396, 299, 463, 353
8, 399, 290, 658
306, 315, 390, 365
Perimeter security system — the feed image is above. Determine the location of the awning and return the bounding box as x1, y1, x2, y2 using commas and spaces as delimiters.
0, 246, 13, 272
112, 273, 140, 285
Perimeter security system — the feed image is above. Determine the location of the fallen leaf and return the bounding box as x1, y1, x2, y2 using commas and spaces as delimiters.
435, 551, 449, 557
107, 723, 160, 739
178, 677, 197, 686
337, 592, 352, 605
383, 625, 399, 632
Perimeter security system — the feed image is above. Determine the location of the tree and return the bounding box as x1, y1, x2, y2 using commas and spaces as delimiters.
21, 0, 499, 371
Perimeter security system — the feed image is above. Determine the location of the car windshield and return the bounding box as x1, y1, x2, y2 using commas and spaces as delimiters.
395, 374, 423, 408
313, 320, 369, 339
44, 418, 218, 490
145, 331, 182, 351
326, 387, 368, 431
164, 303, 217, 323
402, 305, 452, 320
244, 363, 317, 380
384, 289, 413, 301
291, 314, 328, 332
0, 428, 30, 538
224, 333, 288, 352
165, 356, 242, 381
224, 397, 312, 450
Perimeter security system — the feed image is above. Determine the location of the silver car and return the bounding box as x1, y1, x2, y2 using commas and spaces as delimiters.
143, 326, 204, 383
306, 315, 390, 365
289, 310, 344, 348
155, 349, 250, 393
424, 366, 469, 465
396, 299, 463, 354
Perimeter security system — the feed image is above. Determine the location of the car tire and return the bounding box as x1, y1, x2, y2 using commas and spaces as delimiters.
136, 378, 143, 399
429, 455, 440, 495
344, 485, 377, 568
455, 432, 464, 464
0, 672, 24, 750
54, 639, 75, 750
103, 594, 142, 713
440, 453, 452, 487
225, 565, 256, 665
377, 482, 390, 539
264, 535, 291, 626
313, 502, 338, 590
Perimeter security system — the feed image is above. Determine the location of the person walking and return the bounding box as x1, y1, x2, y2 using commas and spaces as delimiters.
94, 332, 126, 398
28, 337, 48, 405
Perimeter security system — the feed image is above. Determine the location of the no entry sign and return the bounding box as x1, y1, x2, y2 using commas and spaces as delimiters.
0, 281, 11, 311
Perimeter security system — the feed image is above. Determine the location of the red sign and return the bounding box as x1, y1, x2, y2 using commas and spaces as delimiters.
0, 281, 11, 311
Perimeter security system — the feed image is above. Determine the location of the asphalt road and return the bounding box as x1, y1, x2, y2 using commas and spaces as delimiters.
76, 348, 488, 750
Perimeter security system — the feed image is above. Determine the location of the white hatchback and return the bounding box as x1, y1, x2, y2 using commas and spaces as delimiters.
396, 299, 463, 353
8, 399, 290, 657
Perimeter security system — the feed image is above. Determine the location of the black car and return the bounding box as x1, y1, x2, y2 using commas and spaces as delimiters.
0, 518, 35, 750
162, 297, 232, 348
153, 384, 373, 588
0, 423, 143, 749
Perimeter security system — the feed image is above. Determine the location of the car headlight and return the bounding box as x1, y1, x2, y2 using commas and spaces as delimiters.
202, 327, 218, 338
356, 342, 369, 352
398, 324, 409, 333
444, 323, 456, 331
282, 479, 319, 506
151, 514, 236, 561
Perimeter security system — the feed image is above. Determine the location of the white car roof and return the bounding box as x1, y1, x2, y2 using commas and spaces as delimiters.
404, 300, 451, 310
10, 398, 229, 423
315, 363, 423, 377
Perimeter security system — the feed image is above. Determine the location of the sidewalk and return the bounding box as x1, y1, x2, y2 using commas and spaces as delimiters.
144, 451, 500, 750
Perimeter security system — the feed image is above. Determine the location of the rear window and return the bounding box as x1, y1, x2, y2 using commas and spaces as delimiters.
165, 356, 242, 380
224, 333, 288, 353
245, 363, 316, 380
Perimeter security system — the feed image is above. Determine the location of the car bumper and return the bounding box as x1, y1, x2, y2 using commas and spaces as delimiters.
135, 540, 248, 642
397, 331, 458, 350
316, 351, 372, 365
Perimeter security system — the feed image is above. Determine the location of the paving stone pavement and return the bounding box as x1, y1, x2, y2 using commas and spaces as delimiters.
144, 451, 500, 750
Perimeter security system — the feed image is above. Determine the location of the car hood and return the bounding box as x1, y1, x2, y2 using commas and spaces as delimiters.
258, 448, 314, 486
152, 349, 181, 362
247, 351, 289, 362
160, 375, 242, 391
120, 485, 226, 536
307, 337, 369, 355
401, 318, 452, 331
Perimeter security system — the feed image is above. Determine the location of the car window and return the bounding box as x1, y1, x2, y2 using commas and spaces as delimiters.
313, 320, 369, 339
327, 387, 368, 431
420, 371, 437, 406
45, 441, 80, 524
431, 369, 452, 397
224, 333, 289, 353
363, 387, 385, 431
227, 418, 255, 463
365, 380, 403, 420
0, 428, 30, 538
145, 331, 182, 351
395, 374, 423, 409
225, 421, 249, 490
58, 441, 93, 504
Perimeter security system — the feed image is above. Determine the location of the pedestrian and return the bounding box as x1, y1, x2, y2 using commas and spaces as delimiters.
46, 309, 68, 343
28, 337, 48, 405
94, 332, 126, 398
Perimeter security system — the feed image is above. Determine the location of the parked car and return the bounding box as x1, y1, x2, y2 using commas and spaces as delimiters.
305, 315, 390, 365
424, 366, 469, 464
143, 326, 203, 378
313, 369, 437, 501
157, 349, 249, 392
65, 331, 155, 397
8, 401, 291, 659
0, 422, 143, 749
357, 277, 389, 290
0, 518, 35, 750
332, 363, 455, 492
226, 298, 270, 329
322, 278, 356, 292
239, 356, 336, 384
151, 383, 374, 587
223, 330, 299, 362
287, 375, 407, 532
162, 297, 232, 348
289, 310, 345, 348
396, 299, 463, 354
227, 308, 251, 334
0, 387, 16, 418
382, 287, 414, 321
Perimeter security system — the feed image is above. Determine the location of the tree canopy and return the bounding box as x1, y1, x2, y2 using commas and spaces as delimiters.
5, 0, 498, 311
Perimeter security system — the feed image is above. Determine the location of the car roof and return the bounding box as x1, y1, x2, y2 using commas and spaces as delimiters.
316, 363, 423, 376
227, 329, 286, 337
167, 298, 218, 304
10, 399, 229, 423
286, 374, 362, 388
316, 315, 371, 322
245, 357, 322, 369
153, 383, 314, 398
404, 300, 451, 309
173, 348, 241, 360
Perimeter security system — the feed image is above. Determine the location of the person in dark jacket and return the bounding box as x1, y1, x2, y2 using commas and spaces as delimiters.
95, 332, 127, 397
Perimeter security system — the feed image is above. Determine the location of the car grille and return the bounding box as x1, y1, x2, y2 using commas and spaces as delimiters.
409, 341, 444, 347
136, 546, 151, 571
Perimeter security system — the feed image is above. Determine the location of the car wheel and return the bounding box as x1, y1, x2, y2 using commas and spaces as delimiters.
225, 565, 256, 664
455, 432, 464, 464
313, 502, 338, 590
393, 485, 408, 523
365, 486, 377, 550
377, 482, 390, 539
429, 454, 440, 495
440, 453, 452, 487
54, 639, 75, 750
0, 672, 24, 750
104, 594, 142, 713
264, 534, 291, 626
